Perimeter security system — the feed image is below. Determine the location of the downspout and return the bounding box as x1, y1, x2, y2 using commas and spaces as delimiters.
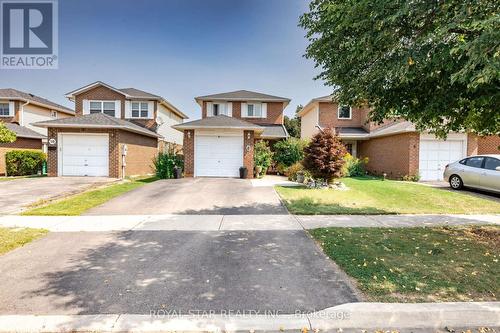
20, 100, 29, 126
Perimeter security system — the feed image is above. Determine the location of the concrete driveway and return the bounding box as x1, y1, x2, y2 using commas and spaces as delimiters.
0, 177, 115, 215
0, 230, 361, 315
86, 178, 288, 215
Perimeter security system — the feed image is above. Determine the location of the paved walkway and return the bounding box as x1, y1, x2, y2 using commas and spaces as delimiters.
0, 214, 498, 232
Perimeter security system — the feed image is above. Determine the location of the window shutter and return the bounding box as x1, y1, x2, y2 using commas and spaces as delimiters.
148, 101, 154, 119
124, 101, 131, 118
8, 101, 15, 116
115, 100, 121, 118
206, 102, 213, 117
227, 102, 232, 117
82, 99, 90, 115
261, 103, 267, 118
241, 103, 247, 117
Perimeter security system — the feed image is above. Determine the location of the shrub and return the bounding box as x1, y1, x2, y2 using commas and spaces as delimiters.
153, 146, 183, 179
273, 138, 307, 168
302, 128, 347, 184
286, 162, 303, 181
254, 140, 273, 176
342, 154, 368, 177
5, 150, 46, 176
0, 123, 16, 143
402, 174, 420, 182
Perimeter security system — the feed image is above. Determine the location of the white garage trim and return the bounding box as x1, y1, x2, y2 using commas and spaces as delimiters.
419, 133, 467, 181
194, 131, 244, 178
58, 133, 109, 177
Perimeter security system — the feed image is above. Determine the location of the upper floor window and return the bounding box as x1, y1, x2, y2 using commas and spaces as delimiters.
247, 103, 262, 117
131, 102, 149, 118
338, 105, 352, 119
208, 102, 230, 116
0, 103, 9, 116
213, 103, 222, 116
90, 101, 115, 117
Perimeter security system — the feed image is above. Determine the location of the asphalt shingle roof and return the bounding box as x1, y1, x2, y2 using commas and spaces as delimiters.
261, 124, 288, 138
32, 113, 161, 138
336, 127, 369, 135
195, 90, 290, 102
4, 122, 45, 139
118, 88, 162, 100
173, 115, 263, 131
0, 88, 74, 114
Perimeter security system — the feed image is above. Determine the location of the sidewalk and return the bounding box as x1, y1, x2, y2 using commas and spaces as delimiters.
0, 302, 498, 332
0, 214, 498, 231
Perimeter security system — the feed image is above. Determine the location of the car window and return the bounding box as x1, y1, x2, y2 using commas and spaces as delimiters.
484, 157, 500, 171
465, 157, 484, 168
459, 159, 467, 165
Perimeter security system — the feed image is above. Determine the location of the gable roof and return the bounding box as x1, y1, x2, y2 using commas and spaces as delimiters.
32, 112, 161, 138
195, 90, 290, 106
65, 81, 188, 119
0, 89, 74, 115
298, 95, 335, 117
172, 115, 263, 132
4, 122, 46, 139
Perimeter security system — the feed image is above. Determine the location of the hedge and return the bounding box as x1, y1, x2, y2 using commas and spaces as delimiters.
5, 150, 46, 176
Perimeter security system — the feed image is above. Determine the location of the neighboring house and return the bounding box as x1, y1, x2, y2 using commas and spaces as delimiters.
173, 90, 290, 178
33, 81, 187, 178
0, 89, 75, 175
299, 95, 500, 181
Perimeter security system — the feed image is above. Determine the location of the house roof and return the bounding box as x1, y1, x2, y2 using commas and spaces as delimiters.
298, 95, 334, 117
336, 127, 369, 138
0, 89, 74, 115
4, 122, 45, 139
65, 81, 188, 119
369, 121, 416, 138
172, 115, 263, 132
195, 90, 291, 106
32, 113, 161, 138
261, 124, 289, 139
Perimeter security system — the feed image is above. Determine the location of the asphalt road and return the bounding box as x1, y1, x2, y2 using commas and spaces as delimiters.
86, 178, 288, 215
0, 230, 361, 315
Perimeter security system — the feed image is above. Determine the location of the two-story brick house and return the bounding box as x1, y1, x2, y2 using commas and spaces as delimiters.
299, 95, 500, 181
173, 90, 290, 178
34, 81, 187, 178
0, 89, 75, 175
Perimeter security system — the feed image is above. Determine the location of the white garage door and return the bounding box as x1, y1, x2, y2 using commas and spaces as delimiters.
195, 135, 243, 177
419, 134, 466, 181
60, 134, 109, 177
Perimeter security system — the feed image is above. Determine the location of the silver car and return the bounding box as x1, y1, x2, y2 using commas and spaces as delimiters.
443, 154, 500, 194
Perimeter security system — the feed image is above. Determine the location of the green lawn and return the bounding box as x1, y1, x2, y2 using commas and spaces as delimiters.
0, 227, 48, 255
276, 177, 500, 214
310, 226, 500, 302
23, 176, 158, 216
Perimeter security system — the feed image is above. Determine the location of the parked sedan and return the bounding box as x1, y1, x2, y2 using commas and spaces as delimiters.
443, 154, 500, 194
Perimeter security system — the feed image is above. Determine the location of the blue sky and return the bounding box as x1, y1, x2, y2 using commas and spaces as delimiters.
1, 0, 332, 119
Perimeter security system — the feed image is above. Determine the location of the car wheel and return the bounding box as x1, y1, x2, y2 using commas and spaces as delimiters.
449, 175, 463, 190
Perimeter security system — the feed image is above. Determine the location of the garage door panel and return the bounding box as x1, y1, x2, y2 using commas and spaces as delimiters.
61, 134, 109, 177
195, 135, 243, 178
419, 136, 465, 181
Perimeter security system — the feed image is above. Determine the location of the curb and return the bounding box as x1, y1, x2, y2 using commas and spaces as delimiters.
0, 302, 499, 332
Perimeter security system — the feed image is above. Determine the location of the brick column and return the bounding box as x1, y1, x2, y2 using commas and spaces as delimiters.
47, 128, 58, 177
243, 130, 254, 179
183, 130, 194, 177
467, 133, 479, 156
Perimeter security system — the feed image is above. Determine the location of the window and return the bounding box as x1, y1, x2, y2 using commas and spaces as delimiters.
89, 101, 115, 117
131, 102, 149, 118
465, 157, 484, 168
50, 111, 57, 118
213, 103, 220, 116
338, 105, 351, 119
0, 103, 9, 116
246, 103, 262, 117
484, 157, 500, 171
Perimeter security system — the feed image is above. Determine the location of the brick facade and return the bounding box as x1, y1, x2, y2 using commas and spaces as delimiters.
183, 130, 194, 177
202, 101, 284, 125
358, 132, 420, 179
243, 130, 254, 179
46, 127, 157, 178
467, 134, 500, 155
0, 137, 43, 175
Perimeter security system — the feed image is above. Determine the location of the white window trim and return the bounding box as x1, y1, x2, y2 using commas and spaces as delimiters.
0, 101, 14, 117
243, 102, 266, 118
130, 101, 152, 119
337, 105, 352, 120
89, 100, 117, 117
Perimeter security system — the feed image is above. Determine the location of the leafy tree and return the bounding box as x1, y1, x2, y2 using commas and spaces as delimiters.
303, 128, 346, 183
253, 140, 273, 173
300, 0, 500, 137
0, 122, 16, 143
273, 138, 307, 167
284, 105, 303, 138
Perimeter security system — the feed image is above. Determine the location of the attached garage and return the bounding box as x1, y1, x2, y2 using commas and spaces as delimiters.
195, 134, 243, 177
59, 133, 109, 176
419, 133, 467, 181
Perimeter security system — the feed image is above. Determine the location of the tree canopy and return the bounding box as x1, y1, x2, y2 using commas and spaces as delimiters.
300, 0, 500, 137
0, 123, 16, 143
284, 105, 303, 138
